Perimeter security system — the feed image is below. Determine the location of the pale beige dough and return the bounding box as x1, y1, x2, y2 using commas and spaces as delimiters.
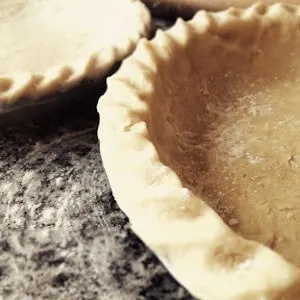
157, 68, 300, 267
0, 0, 150, 107
199, 83, 300, 267
0, 0, 143, 74
99, 3, 300, 300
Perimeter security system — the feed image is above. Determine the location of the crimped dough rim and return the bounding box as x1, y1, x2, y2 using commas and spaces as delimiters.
98, 3, 300, 300
0, 0, 151, 111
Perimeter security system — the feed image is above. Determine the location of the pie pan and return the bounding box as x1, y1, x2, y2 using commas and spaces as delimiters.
99, 3, 300, 300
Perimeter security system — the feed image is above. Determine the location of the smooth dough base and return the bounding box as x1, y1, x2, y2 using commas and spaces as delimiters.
148, 22, 300, 267
187, 78, 300, 267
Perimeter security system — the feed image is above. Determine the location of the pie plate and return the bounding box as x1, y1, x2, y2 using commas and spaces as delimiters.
98, 3, 300, 300
0, 0, 150, 112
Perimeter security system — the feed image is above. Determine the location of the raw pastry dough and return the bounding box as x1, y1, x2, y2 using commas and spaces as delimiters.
0, 0, 150, 110
99, 3, 300, 300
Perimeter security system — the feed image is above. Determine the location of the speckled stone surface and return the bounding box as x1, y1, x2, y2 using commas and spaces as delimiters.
0, 20, 196, 300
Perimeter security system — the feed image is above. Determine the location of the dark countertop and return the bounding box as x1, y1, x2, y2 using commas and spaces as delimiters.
0, 19, 196, 300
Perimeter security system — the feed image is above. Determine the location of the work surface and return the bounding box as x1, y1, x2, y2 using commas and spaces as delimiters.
0, 92, 196, 300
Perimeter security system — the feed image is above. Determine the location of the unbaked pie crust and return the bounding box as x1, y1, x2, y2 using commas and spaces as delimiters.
0, 0, 150, 111
99, 3, 300, 300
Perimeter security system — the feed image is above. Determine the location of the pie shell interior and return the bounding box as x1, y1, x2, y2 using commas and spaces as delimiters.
99, 3, 300, 300
0, 0, 151, 111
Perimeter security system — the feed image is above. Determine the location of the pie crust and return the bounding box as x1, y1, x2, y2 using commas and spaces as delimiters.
0, 0, 150, 111
99, 3, 300, 300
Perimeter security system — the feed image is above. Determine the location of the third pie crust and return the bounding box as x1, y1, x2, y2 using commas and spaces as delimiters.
99, 3, 300, 300
0, 0, 150, 111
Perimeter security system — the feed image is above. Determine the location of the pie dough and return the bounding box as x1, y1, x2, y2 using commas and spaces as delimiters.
99, 3, 300, 300
0, 0, 150, 110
